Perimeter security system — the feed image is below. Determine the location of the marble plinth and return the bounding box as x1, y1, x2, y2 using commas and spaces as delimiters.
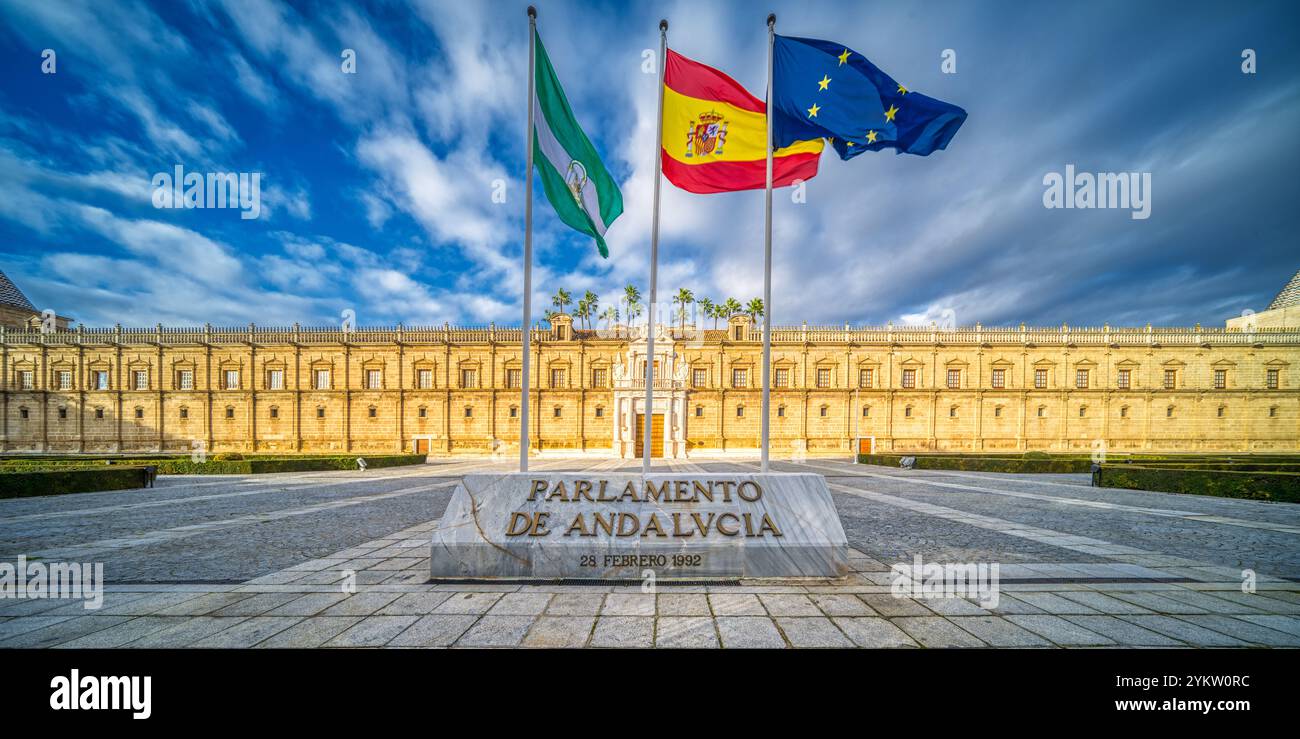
429, 473, 849, 580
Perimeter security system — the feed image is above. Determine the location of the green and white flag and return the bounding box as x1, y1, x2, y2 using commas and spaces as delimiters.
532, 29, 623, 258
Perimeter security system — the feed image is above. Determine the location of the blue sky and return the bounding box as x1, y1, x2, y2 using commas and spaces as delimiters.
0, 0, 1297, 329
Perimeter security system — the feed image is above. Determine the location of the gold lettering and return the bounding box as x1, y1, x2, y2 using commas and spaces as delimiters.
506, 511, 533, 537
531, 512, 551, 536
673, 480, 690, 501
693, 480, 714, 502
718, 480, 735, 502
593, 512, 616, 536
641, 513, 667, 537
691, 512, 716, 537
644, 480, 670, 502
597, 480, 615, 501
528, 479, 548, 502
672, 512, 691, 537
574, 480, 594, 502
716, 512, 740, 536
546, 480, 569, 502
757, 513, 782, 537
619, 481, 639, 502
738, 481, 762, 502
743, 512, 756, 537
564, 514, 591, 537
616, 513, 640, 537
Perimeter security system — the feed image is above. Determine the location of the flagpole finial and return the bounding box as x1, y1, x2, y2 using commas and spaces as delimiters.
659, 19, 668, 31
767, 13, 776, 26
527, 6, 536, 18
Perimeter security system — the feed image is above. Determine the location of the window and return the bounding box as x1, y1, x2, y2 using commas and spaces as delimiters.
594, 406, 604, 418
994, 406, 1002, 418
1120, 406, 1129, 418
506, 369, 521, 389
549, 369, 565, 388
368, 406, 378, 418
58, 407, 67, 419
365, 369, 381, 389
819, 405, 829, 417
223, 370, 239, 390
858, 368, 873, 388
19, 407, 28, 419
693, 368, 708, 387
862, 406, 870, 417
1164, 369, 1176, 389
553, 406, 562, 418
1037, 406, 1046, 418
1213, 369, 1226, 390
732, 368, 748, 388
132, 407, 143, 419
18, 370, 33, 389
947, 369, 961, 389
695, 405, 703, 417
1079, 406, 1086, 418
1034, 369, 1047, 389
461, 369, 477, 388
901, 369, 916, 388
270, 406, 279, 419
949, 406, 957, 418
56, 370, 72, 390
1075, 369, 1089, 389
267, 369, 285, 390
418, 406, 427, 418
991, 369, 1005, 389
816, 368, 831, 388
736, 406, 744, 417
1269, 406, 1278, 418
1166, 405, 1174, 418
95, 408, 104, 419
93, 371, 109, 390
133, 370, 148, 390
1267, 369, 1279, 389
774, 368, 789, 388
225, 406, 235, 419
464, 406, 473, 418
417, 369, 433, 389
177, 370, 194, 390
316, 407, 326, 419
778, 405, 785, 418
179, 407, 189, 419
733, 325, 743, 341
591, 368, 607, 387
904, 406, 912, 418
1117, 369, 1131, 390
1217, 406, 1226, 418
509, 406, 517, 418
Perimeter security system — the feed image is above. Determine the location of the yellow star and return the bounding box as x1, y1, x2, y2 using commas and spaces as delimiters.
897, 83, 908, 94
884, 104, 899, 122
807, 102, 820, 118
817, 75, 831, 91
837, 49, 850, 66
846, 141, 855, 147
866, 130, 878, 144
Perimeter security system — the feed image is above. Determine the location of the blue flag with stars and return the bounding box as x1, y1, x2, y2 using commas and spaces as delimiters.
772, 35, 966, 160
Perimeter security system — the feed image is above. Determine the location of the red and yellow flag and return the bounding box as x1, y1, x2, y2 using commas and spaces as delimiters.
662, 49, 823, 194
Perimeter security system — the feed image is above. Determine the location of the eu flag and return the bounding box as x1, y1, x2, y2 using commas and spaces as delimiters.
772, 35, 966, 160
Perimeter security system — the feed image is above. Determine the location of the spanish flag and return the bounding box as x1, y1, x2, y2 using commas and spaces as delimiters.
662, 49, 823, 194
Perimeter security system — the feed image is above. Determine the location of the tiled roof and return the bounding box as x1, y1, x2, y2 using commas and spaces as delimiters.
1267, 269, 1300, 311
0, 270, 36, 312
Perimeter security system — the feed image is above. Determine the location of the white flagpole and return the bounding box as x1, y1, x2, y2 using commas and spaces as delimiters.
761, 13, 775, 474
520, 6, 537, 472
644, 19, 667, 475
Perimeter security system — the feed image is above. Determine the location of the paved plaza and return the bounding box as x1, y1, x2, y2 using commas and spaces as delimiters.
1, 457, 1299, 648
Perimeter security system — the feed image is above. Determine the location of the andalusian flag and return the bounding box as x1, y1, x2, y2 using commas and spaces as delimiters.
532, 30, 623, 257
661, 49, 823, 193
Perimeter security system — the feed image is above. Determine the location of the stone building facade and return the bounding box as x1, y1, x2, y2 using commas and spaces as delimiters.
1, 296, 1297, 457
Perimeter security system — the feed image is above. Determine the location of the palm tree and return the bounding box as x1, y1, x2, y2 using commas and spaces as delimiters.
698, 296, 715, 330
721, 297, 742, 321
552, 288, 571, 315
746, 298, 765, 324
623, 283, 641, 332
575, 297, 590, 331
542, 308, 557, 328
601, 306, 620, 337
581, 290, 598, 330
672, 288, 694, 336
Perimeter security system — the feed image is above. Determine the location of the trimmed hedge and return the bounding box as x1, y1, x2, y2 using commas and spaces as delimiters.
0, 454, 427, 476
1096, 465, 1300, 503
0, 467, 152, 498
856, 454, 1092, 474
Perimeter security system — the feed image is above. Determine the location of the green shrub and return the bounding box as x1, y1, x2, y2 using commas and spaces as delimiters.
211, 453, 245, 461
0, 467, 151, 498
1096, 465, 1300, 503
855, 454, 1092, 474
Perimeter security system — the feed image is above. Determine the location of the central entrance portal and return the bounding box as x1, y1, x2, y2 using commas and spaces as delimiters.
634, 413, 665, 458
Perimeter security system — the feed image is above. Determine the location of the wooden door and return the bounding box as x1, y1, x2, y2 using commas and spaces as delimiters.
415, 438, 429, 454
634, 413, 665, 458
